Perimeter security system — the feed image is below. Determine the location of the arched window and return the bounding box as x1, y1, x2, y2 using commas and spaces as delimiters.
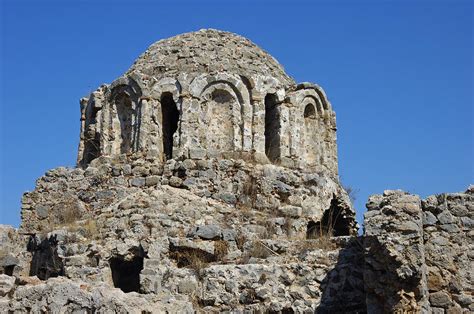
115, 92, 136, 154
81, 99, 101, 166
161, 93, 179, 160
304, 103, 316, 118
264, 94, 280, 163
303, 103, 317, 164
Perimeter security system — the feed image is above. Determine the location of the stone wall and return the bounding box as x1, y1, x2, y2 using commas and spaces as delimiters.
3, 179, 473, 313
422, 188, 473, 312
20, 154, 356, 238
6, 154, 360, 313
364, 190, 428, 312
364, 187, 473, 313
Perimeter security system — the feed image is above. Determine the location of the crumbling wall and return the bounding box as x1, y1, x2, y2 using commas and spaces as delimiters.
364, 187, 473, 313
11, 152, 359, 312
364, 190, 428, 312
422, 187, 473, 312
20, 155, 356, 237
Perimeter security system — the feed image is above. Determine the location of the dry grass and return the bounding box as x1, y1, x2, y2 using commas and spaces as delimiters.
235, 232, 247, 251
56, 218, 100, 244
82, 219, 99, 239
343, 185, 358, 205
214, 240, 229, 261
168, 228, 186, 237
240, 240, 275, 263
283, 216, 293, 237
242, 175, 258, 208
249, 241, 272, 259
261, 220, 277, 239
169, 249, 213, 276
297, 238, 336, 253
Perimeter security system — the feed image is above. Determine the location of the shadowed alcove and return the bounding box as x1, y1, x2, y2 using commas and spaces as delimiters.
110, 255, 144, 293
265, 93, 280, 163
306, 197, 352, 238
161, 93, 179, 160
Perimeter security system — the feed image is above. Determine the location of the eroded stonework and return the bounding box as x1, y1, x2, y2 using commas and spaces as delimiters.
0, 30, 472, 313
77, 29, 338, 175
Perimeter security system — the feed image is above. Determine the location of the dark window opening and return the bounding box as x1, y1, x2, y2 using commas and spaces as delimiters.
80, 101, 101, 167
82, 130, 101, 166
4, 265, 14, 276
27, 235, 64, 280
304, 103, 316, 118
161, 93, 179, 160
306, 220, 320, 239
110, 255, 144, 293
265, 94, 280, 163
306, 197, 351, 239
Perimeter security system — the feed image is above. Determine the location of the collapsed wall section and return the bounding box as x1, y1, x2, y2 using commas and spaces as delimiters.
421, 188, 473, 312
364, 187, 473, 313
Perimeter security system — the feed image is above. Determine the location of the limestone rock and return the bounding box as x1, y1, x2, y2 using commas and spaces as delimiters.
0, 275, 15, 296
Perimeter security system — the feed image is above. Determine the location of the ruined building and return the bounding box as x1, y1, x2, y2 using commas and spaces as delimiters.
0, 30, 472, 313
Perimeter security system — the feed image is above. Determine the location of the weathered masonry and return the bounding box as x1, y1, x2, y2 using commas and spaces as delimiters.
77, 29, 338, 175
2, 29, 472, 314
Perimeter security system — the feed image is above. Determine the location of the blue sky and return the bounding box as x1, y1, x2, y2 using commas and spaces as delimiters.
1, 0, 472, 228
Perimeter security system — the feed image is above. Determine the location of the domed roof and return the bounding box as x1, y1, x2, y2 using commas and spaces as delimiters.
126, 29, 294, 85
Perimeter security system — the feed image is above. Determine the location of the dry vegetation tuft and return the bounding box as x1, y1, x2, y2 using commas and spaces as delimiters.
169, 249, 211, 275
214, 240, 229, 260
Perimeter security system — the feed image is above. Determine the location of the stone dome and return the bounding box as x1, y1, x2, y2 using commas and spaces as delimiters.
126, 29, 295, 85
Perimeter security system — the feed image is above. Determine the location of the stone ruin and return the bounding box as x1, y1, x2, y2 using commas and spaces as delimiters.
0, 29, 472, 313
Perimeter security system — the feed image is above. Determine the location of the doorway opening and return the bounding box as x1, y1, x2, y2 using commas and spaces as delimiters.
161, 93, 179, 160
110, 255, 144, 293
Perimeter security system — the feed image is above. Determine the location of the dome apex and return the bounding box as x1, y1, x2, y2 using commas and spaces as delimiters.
126, 29, 294, 85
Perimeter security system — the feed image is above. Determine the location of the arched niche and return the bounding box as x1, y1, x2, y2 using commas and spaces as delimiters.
161, 92, 180, 160
190, 73, 251, 153
200, 83, 241, 153
199, 80, 245, 154
303, 101, 318, 165
295, 82, 332, 112
264, 93, 280, 163
109, 85, 142, 155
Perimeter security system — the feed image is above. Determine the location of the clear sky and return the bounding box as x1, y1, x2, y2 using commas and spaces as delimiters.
1, 0, 472, 228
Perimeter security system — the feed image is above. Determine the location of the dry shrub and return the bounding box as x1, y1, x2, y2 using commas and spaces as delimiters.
297, 237, 336, 252
168, 228, 185, 237
57, 199, 84, 224
214, 240, 229, 261
169, 248, 212, 275
283, 216, 293, 237
343, 185, 358, 205
240, 287, 257, 304
82, 219, 99, 239
242, 175, 258, 207
305, 219, 337, 251
0, 248, 7, 260
247, 241, 272, 259
235, 232, 247, 251
262, 220, 277, 239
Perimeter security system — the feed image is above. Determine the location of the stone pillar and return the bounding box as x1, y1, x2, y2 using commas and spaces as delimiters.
180, 96, 205, 159
251, 93, 265, 159
77, 97, 88, 165
364, 190, 428, 313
